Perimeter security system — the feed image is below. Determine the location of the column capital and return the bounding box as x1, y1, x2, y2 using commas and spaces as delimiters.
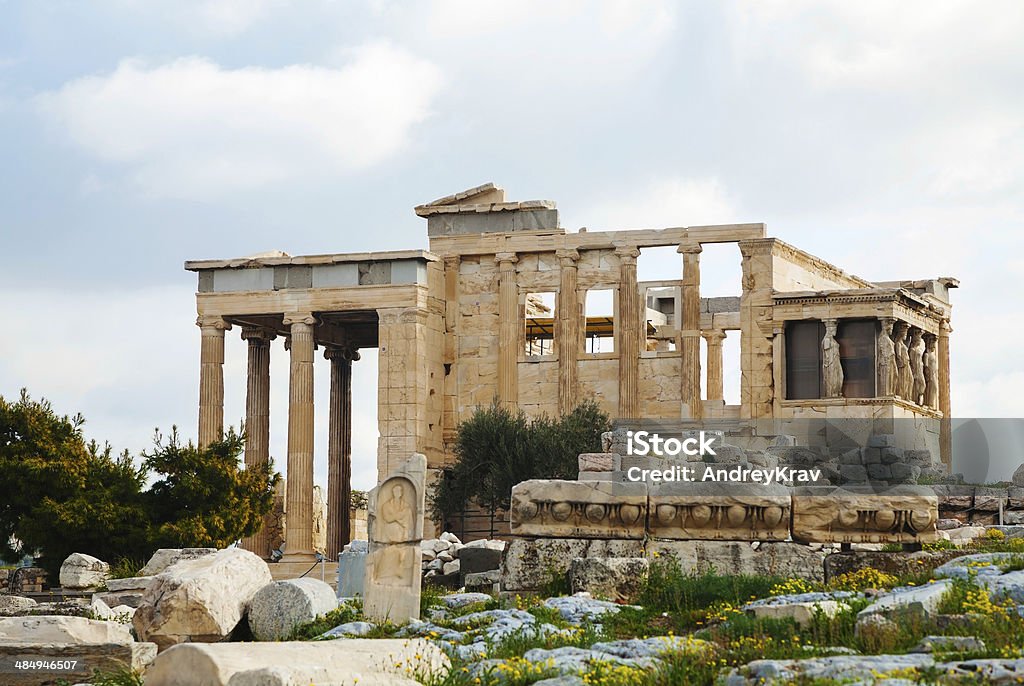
325, 344, 361, 362
241, 326, 277, 343
283, 312, 318, 328
677, 242, 703, 255
555, 248, 580, 265
614, 244, 640, 262
823, 318, 839, 332
442, 254, 461, 268
494, 251, 518, 266
939, 319, 953, 335
701, 329, 727, 344
196, 315, 231, 331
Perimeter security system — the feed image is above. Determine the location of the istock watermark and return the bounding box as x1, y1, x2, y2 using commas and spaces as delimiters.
624, 464, 822, 484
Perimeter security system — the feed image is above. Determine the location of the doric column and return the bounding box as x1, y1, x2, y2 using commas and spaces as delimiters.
197, 315, 231, 448
282, 312, 317, 561
677, 242, 703, 419
556, 249, 580, 415
938, 319, 953, 469
495, 252, 519, 408
822, 318, 843, 398
325, 343, 359, 559
877, 317, 896, 397
702, 330, 727, 402
240, 326, 275, 559
615, 245, 641, 419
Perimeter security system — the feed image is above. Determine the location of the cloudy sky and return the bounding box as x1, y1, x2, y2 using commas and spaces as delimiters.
1, 1, 1022, 490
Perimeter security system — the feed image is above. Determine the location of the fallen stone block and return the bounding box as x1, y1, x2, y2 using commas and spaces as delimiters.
458, 546, 502, 575
568, 557, 649, 601
59, 553, 109, 590
133, 547, 273, 650
0, 641, 156, 686
510, 480, 647, 539
577, 453, 620, 473
0, 596, 37, 616
648, 540, 827, 582
248, 578, 338, 641
791, 486, 938, 544
0, 616, 133, 644
143, 639, 448, 686
138, 548, 217, 576
856, 580, 951, 630
744, 591, 859, 627
648, 481, 790, 542
502, 538, 645, 592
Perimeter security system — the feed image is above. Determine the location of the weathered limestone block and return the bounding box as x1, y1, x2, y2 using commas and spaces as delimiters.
138, 548, 217, 576
647, 541, 827, 582
133, 548, 273, 650
1013, 463, 1024, 487
0, 616, 133, 644
58, 553, 110, 590
648, 482, 790, 541
143, 639, 449, 686
0, 642, 156, 686
578, 453, 621, 473
824, 550, 964, 583
458, 546, 502, 575
248, 578, 338, 641
791, 487, 938, 544
744, 591, 856, 627
364, 453, 426, 624
104, 576, 153, 592
568, 557, 649, 601
337, 549, 367, 598
510, 480, 648, 539
502, 538, 645, 592
0, 595, 36, 616
856, 579, 951, 628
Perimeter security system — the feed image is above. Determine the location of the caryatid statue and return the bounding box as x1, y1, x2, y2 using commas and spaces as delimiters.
894, 321, 912, 400
923, 333, 939, 408
877, 318, 896, 397
822, 319, 844, 398
909, 327, 926, 405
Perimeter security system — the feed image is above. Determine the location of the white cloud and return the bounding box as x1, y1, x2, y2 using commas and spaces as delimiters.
572, 176, 740, 230
35, 42, 443, 198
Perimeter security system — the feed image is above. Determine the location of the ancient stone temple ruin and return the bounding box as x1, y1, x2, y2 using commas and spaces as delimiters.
185, 183, 956, 557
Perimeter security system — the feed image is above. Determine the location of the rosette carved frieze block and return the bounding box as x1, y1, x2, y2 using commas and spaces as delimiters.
510, 480, 648, 539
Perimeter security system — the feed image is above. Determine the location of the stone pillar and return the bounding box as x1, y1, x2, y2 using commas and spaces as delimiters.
325, 343, 359, 559
677, 242, 702, 419
615, 245, 641, 419
283, 312, 317, 562
822, 318, 843, 398
910, 327, 926, 405
938, 319, 953, 470
556, 249, 580, 416
197, 315, 231, 448
924, 333, 939, 409
496, 252, 519, 408
877, 317, 896, 397
702, 330, 727, 402
240, 326, 275, 559
894, 320, 912, 401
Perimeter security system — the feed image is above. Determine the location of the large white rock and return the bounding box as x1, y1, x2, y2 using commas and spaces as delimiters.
0, 616, 133, 644
133, 547, 273, 650
0, 595, 36, 616
248, 578, 338, 641
143, 639, 449, 686
59, 553, 110, 589
139, 548, 218, 576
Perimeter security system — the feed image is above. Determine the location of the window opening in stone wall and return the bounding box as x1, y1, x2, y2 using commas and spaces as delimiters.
524, 291, 556, 356
838, 319, 877, 398
643, 285, 678, 351
786, 320, 824, 399
583, 289, 615, 354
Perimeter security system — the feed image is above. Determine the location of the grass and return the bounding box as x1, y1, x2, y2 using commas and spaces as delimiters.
107, 557, 146, 580
56, 668, 144, 686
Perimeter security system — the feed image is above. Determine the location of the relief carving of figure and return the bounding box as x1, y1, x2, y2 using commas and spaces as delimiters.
877, 318, 896, 397
822, 319, 844, 398
923, 334, 939, 408
909, 328, 926, 405
894, 321, 912, 400
374, 480, 414, 586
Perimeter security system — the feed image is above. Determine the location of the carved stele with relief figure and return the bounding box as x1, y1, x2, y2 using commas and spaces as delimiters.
364, 453, 426, 623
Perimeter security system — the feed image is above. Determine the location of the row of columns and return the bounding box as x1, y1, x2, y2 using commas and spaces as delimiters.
196, 314, 357, 562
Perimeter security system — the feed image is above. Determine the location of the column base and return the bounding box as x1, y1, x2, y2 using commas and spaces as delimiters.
280, 551, 318, 563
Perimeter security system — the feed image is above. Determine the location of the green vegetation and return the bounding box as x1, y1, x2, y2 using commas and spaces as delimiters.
430, 399, 610, 520
0, 390, 279, 576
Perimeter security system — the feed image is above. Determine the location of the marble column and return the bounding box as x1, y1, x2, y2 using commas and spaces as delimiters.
325, 343, 359, 559
556, 249, 580, 416
822, 319, 844, 398
197, 315, 231, 448
938, 319, 953, 469
678, 242, 703, 419
615, 245, 641, 419
240, 326, 275, 559
877, 317, 896, 397
496, 252, 519, 408
702, 330, 727, 402
283, 313, 317, 562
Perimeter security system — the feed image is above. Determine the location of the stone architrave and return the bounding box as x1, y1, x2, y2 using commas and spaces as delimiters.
364, 453, 426, 623
791, 486, 938, 544
822, 319, 843, 398
910, 328, 926, 405
877, 318, 896, 397
894, 321, 913, 400
923, 334, 939, 409
510, 480, 648, 539
648, 482, 791, 541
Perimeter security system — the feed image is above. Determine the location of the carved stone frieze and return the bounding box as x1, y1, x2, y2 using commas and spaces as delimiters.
791, 487, 938, 544
648, 482, 791, 541
510, 480, 648, 539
